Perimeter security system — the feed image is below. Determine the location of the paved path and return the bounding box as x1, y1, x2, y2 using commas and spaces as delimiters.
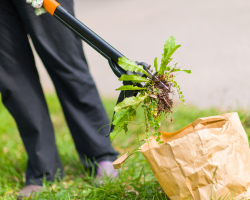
36, 0, 250, 109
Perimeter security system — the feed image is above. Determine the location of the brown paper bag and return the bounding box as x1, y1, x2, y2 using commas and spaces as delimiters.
113, 113, 250, 200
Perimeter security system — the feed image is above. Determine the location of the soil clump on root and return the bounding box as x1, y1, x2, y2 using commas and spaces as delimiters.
154, 78, 173, 116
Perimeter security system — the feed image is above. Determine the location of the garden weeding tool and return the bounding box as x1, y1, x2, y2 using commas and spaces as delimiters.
42, 0, 169, 132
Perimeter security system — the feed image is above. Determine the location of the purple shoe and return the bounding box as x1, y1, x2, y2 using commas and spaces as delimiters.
95, 161, 118, 183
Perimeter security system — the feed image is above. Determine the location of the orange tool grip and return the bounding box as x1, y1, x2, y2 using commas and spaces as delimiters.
43, 0, 61, 15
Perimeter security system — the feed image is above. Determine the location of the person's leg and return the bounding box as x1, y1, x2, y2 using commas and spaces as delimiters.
13, 0, 118, 168
0, 0, 63, 186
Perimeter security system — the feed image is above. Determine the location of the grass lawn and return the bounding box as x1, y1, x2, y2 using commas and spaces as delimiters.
0, 93, 249, 199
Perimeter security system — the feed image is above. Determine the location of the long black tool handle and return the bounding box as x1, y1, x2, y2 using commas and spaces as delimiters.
54, 7, 124, 63
43, 0, 126, 75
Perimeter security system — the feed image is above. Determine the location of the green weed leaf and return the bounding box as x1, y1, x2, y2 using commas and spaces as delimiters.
112, 107, 130, 125
119, 74, 149, 83
114, 96, 148, 112
170, 68, 191, 74
113, 106, 136, 125
110, 125, 124, 141
118, 57, 148, 76
159, 36, 181, 75
116, 85, 146, 91
154, 57, 158, 72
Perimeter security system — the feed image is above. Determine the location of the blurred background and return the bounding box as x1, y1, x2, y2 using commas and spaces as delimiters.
35, 0, 250, 109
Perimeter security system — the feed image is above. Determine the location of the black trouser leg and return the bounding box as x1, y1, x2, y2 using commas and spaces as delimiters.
0, 0, 63, 185
13, 0, 118, 167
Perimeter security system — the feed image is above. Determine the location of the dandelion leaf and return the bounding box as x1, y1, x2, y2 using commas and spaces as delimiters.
118, 57, 148, 75
114, 96, 147, 112
118, 74, 149, 83
116, 85, 146, 91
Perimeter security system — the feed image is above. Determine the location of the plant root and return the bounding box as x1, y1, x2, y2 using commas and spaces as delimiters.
154, 78, 173, 116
